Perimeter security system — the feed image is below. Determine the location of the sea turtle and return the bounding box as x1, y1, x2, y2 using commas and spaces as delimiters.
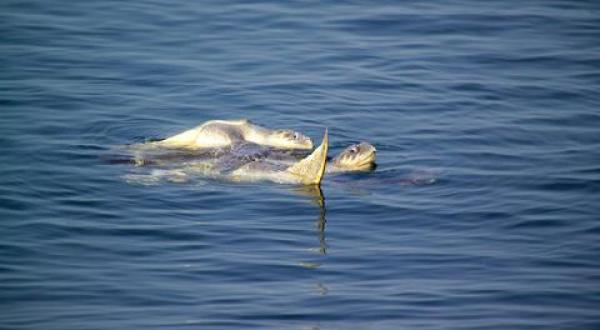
219, 141, 377, 175
115, 131, 377, 186
216, 133, 377, 184
122, 130, 330, 185
147, 119, 313, 150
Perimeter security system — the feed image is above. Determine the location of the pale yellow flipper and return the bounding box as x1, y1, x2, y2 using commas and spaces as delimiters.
287, 129, 328, 185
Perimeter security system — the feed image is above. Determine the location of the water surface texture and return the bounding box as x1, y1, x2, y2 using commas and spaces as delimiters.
2, 1, 600, 329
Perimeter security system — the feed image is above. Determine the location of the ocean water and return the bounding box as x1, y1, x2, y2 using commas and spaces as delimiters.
1, 1, 599, 329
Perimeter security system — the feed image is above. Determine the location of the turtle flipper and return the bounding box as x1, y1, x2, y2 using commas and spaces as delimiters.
287, 129, 328, 185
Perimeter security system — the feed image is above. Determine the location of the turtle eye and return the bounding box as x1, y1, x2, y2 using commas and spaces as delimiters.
349, 146, 358, 153
293, 132, 299, 139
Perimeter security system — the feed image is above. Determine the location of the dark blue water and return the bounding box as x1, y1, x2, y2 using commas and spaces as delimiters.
2, 1, 600, 329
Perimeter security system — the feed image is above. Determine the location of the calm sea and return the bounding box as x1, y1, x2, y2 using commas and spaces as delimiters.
1, 1, 599, 329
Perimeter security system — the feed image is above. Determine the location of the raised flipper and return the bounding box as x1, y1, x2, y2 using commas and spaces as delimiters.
287, 129, 328, 185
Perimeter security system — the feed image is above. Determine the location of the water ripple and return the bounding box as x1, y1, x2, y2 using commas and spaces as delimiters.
1, 0, 600, 329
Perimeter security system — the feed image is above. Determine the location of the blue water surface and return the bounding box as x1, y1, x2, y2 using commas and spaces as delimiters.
1, 1, 600, 329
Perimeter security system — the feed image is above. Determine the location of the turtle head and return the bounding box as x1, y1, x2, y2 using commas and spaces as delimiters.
331, 142, 376, 171
268, 129, 313, 149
